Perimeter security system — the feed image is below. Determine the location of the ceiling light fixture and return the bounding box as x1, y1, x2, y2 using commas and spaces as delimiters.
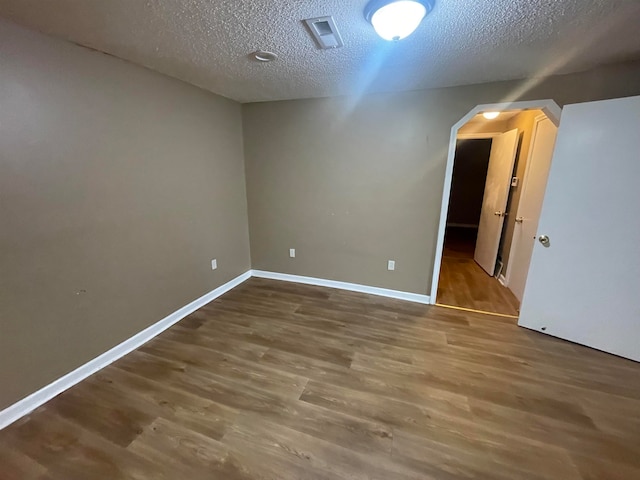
483, 112, 500, 120
252, 50, 278, 63
364, 0, 435, 41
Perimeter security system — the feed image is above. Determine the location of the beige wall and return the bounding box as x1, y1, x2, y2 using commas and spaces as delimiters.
0, 20, 251, 409
3, 16, 640, 412
243, 61, 640, 295
458, 119, 510, 136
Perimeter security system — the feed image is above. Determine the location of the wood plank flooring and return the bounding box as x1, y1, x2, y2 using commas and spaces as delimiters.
438, 227, 521, 316
2, 278, 640, 479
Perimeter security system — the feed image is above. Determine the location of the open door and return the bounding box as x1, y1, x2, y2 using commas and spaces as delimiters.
507, 117, 558, 301
474, 129, 519, 275
519, 95, 640, 362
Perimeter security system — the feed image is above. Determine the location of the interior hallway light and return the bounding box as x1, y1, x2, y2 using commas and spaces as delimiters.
364, 0, 435, 41
483, 112, 501, 120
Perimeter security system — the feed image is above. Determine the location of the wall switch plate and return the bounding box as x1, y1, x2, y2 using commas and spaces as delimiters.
289, 248, 296, 258
388, 260, 395, 271
211, 259, 217, 270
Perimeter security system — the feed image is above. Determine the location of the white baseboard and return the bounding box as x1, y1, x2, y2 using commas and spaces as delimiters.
1, 268, 431, 430
498, 274, 507, 287
251, 270, 431, 304
0, 270, 251, 431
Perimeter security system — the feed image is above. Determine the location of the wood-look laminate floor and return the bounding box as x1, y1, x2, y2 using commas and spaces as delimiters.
437, 228, 521, 316
2, 278, 640, 480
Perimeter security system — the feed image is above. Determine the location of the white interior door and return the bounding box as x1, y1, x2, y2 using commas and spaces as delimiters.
519, 95, 640, 362
474, 129, 519, 275
506, 117, 558, 301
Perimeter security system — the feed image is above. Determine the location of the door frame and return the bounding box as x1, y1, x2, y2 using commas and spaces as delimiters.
429, 100, 562, 304
449, 132, 502, 231
503, 112, 551, 288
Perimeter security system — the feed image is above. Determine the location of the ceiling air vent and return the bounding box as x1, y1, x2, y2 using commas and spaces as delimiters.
304, 16, 344, 49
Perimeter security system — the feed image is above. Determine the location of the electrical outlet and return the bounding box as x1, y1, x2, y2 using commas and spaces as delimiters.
289, 248, 296, 258
388, 260, 395, 271
211, 259, 217, 270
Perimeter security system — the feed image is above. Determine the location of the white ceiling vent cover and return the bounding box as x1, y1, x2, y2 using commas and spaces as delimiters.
303, 16, 344, 49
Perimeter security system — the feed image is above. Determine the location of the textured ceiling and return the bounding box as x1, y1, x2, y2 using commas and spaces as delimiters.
1, 1, 639, 103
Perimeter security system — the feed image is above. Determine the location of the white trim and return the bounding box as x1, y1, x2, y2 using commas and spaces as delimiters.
533, 112, 548, 122
498, 274, 507, 287
429, 100, 562, 304
251, 270, 431, 304
503, 112, 549, 287
0, 270, 252, 431
457, 132, 503, 139
1, 268, 436, 430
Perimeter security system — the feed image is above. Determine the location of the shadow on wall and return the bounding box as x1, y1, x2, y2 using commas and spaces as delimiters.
243, 61, 640, 296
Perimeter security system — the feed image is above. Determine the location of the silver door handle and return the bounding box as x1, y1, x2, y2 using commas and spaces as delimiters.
538, 235, 550, 247
515, 217, 524, 224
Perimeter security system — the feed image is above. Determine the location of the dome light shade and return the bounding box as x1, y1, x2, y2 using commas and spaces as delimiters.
365, 0, 435, 41
483, 112, 501, 120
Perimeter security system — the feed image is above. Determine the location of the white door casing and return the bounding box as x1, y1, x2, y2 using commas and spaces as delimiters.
474, 129, 519, 276
519, 95, 640, 362
430, 100, 562, 304
505, 116, 558, 301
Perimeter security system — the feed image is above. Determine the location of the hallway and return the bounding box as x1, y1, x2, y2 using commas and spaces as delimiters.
437, 228, 520, 317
